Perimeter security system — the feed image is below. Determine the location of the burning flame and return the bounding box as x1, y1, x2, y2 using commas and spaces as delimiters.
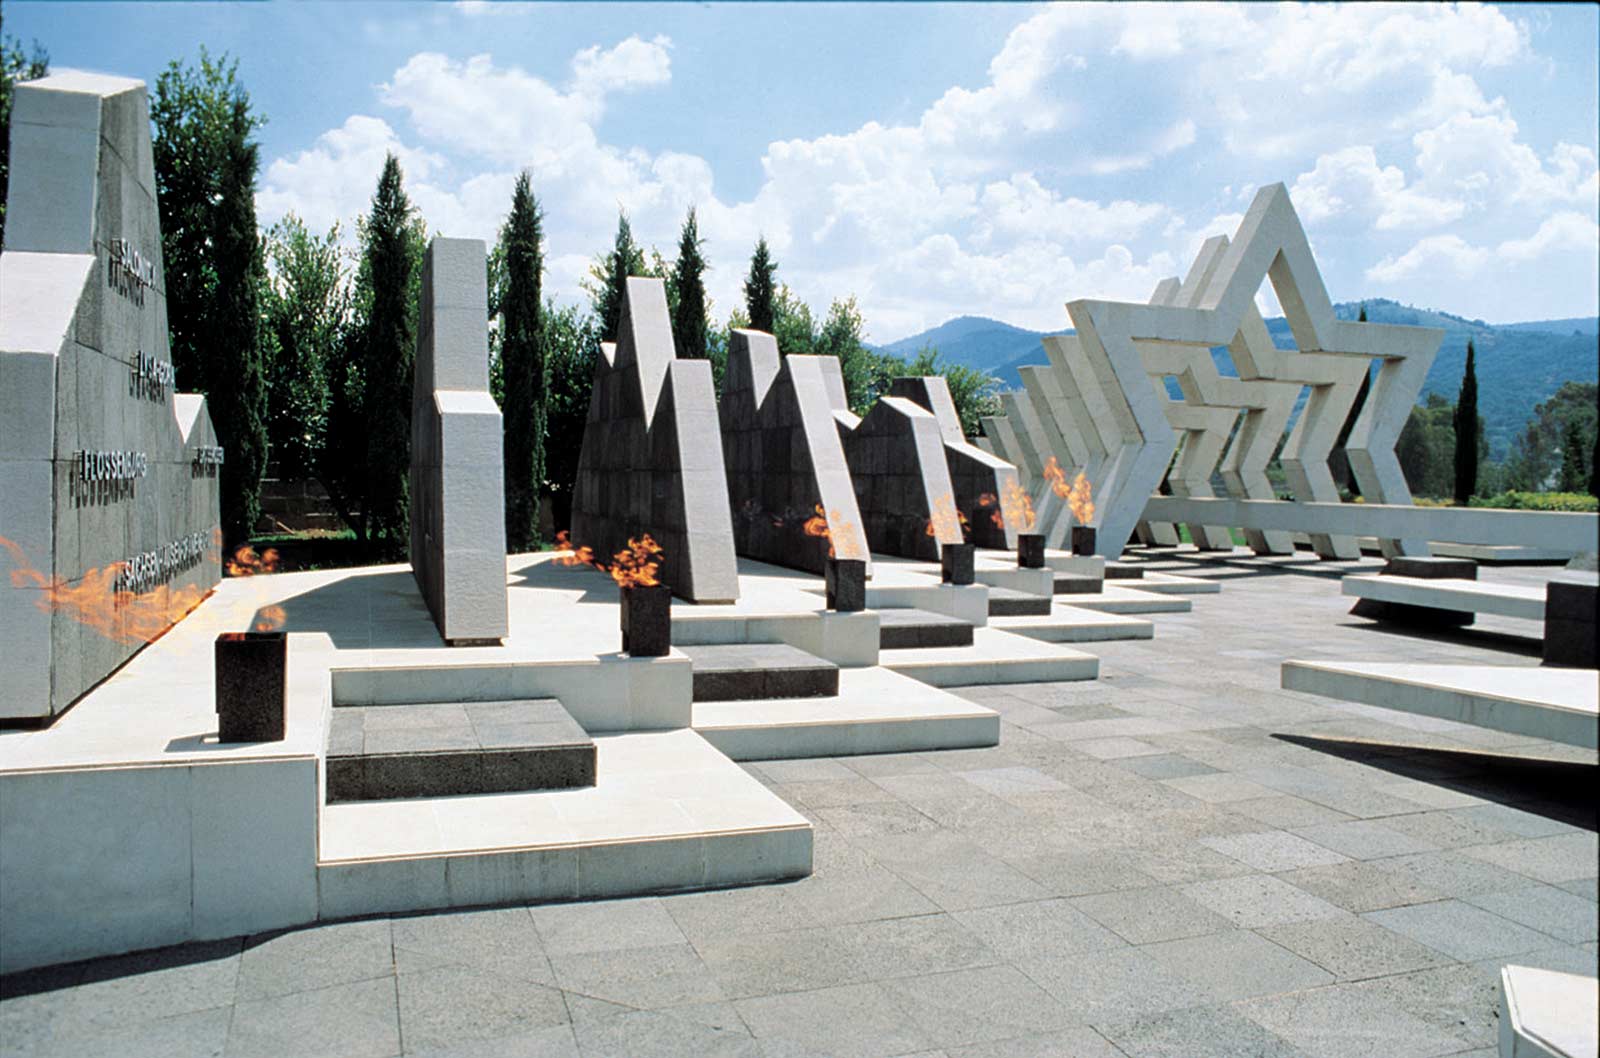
977, 492, 1005, 529
1068, 472, 1095, 525
554, 530, 597, 568
0, 535, 210, 645
1042, 456, 1070, 499
1002, 476, 1036, 532
252, 605, 287, 632
226, 545, 280, 577
554, 530, 665, 588
609, 534, 663, 588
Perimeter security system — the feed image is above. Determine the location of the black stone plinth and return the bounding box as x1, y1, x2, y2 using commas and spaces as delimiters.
826, 557, 866, 612
1017, 534, 1046, 569
215, 632, 286, 743
1543, 580, 1598, 669
1071, 526, 1098, 557
1384, 556, 1478, 580
620, 583, 672, 657
941, 543, 975, 585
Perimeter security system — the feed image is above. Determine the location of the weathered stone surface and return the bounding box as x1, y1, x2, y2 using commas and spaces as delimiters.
826, 557, 866, 612
1543, 580, 1597, 668
215, 632, 286, 743
0, 73, 221, 720
941, 543, 975, 585
1017, 534, 1046, 569
889, 376, 1023, 550
408, 238, 508, 645
721, 330, 868, 574
620, 583, 672, 657
572, 278, 738, 602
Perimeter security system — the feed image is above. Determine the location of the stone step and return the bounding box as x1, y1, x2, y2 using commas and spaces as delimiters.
1105, 562, 1145, 580
1136, 570, 1223, 594
991, 606, 1154, 643
694, 666, 999, 760
1068, 585, 1193, 614
679, 643, 840, 702
876, 607, 975, 649
879, 627, 1100, 687
987, 586, 1053, 616
1054, 573, 1104, 595
326, 698, 595, 803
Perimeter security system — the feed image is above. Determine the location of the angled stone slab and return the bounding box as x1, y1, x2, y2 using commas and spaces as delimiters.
409, 237, 509, 645
996, 387, 1071, 542
836, 392, 964, 562
572, 277, 739, 602
889, 375, 1024, 550
721, 330, 870, 573
1, 73, 221, 720
1283, 660, 1598, 750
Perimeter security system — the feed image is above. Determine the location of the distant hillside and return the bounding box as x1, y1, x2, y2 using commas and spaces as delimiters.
888, 299, 1598, 461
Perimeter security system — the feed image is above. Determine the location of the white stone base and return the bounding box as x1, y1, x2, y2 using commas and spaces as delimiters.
1499, 965, 1599, 1058
1282, 660, 1599, 750
1342, 574, 1547, 621
1067, 584, 1195, 614
991, 605, 1154, 642
880, 627, 1099, 687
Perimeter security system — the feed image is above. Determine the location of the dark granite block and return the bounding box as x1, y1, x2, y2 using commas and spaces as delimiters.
941, 543, 975, 585
1544, 581, 1597, 668
877, 608, 974, 649
1054, 574, 1102, 595
1017, 533, 1045, 569
826, 557, 867, 612
324, 756, 365, 802
1071, 526, 1098, 557
1105, 562, 1145, 580
1349, 598, 1474, 627
620, 583, 672, 657
987, 587, 1052, 617
764, 663, 839, 700
1383, 556, 1477, 580
478, 746, 597, 793
215, 632, 286, 743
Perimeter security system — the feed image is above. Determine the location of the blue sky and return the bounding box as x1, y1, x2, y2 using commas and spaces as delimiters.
11, 1, 1599, 342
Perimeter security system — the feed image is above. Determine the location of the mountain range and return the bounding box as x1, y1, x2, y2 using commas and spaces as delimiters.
876, 299, 1600, 461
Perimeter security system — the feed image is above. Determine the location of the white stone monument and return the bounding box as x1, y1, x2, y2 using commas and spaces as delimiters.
0, 72, 221, 720
408, 237, 509, 644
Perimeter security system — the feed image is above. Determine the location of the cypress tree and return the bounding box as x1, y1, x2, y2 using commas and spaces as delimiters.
592, 211, 646, 342
208, 95, 269, 547
497, 171, 546, 552
1452, 338, 1479, 504
1559, 419, 1587, 493
744, 237, 777, 334
358, 154, 421, 557
671, 207, 709, 359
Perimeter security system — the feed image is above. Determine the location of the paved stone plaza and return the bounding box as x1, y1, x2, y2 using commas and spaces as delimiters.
2, 553, 1593, 1058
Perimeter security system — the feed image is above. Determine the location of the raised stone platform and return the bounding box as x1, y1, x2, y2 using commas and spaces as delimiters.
991, 605, 1154, 643
325, 698, 594, 802
880, 626, 1099, 687
680, 643, 839, 702
1053, 572, 1103, 595
1283, 660, 1599, 749
1343, 574, 1547, 622
693, 666, 999, 760
876, 607, 975, 649
1068, 583, 1194, 614
986, 586, 1053, 616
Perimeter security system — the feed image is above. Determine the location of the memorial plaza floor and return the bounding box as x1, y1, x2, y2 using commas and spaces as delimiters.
2, 553, 1595, 1058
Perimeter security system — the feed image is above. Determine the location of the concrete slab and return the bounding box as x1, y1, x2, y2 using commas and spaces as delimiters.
1343, 575, 1547, 621
693, 666, 1000, 760
1283, 661, 1599, 750
880, 627, 1099, 687
991, 605, 1154, 643
1067, 584, 1194, 614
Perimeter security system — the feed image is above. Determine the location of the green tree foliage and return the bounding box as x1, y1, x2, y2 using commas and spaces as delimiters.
744, 237, 777, 334
901, 346, 1002, 437
586, 211, 648, 342
495, 172, 547, 552
670, 207, 709, 360
0, 5, 48, 247
1452, 338, 1480, 503
1503, 381, 1598, 491
1559, 418, 1590, 493
542, 300, 599, 533
263, 215, 345, 480
322, 154, 425, 557
770, 283, 816, 357
1395, 392, 1456, 499
150, 52, 269, 547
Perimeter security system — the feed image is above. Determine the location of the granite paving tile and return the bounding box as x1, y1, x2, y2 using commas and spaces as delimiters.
237, 919, 395, 1000
877, 965, 1078, 1048
1068, 886, 1235, 945
1458, 832, 1599, 884
548, 942, 726, 1010
1092, 1002, 1313, 1058
951, 899, 1125, 961
735, 983, 931, 1058
1289, 819, 1441, 860
390, 907, 553, 982
1237, 983, 1473, 1058
226, 977, 400, 1058
1138, 929, 1334, 1002
396, 966, 568, 1053
1464, 883, 1599, 945
1274, 860, 1447, 913
1179, 874, 1346, 928
1255, 913, 1455, 981
1363, 899, 1559, 962
532, 897, 687, 955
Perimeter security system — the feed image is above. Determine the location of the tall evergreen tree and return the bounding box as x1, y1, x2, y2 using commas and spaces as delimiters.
0, 8, 49, 247
150, 52, 269, 547
1452, 338, 1479, 504
589, 211, 647, 342
207, 96, 269, 546
671, 207, 709, 359
263, 215, 345, 480
496, 171, 547, 553
744, 237, 777, 334
1559, 418, 1588, 493
355, 154, 421, 557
